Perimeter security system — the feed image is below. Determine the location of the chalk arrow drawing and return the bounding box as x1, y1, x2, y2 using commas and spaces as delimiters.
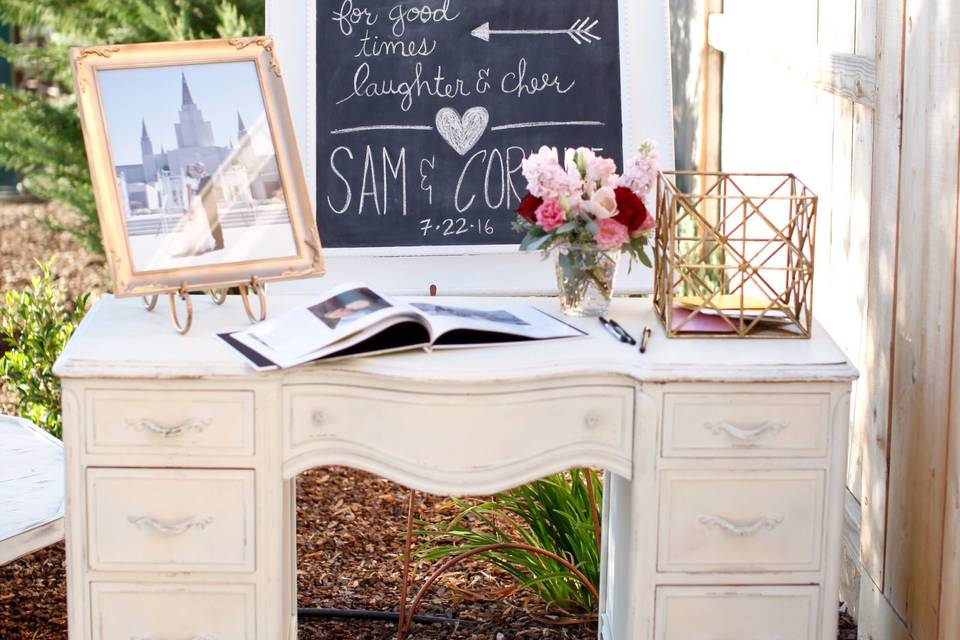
471, 18, 601, 45
435, 107, 489, 156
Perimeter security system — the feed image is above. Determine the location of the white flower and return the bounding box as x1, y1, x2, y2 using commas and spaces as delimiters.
583, 186, 619, 220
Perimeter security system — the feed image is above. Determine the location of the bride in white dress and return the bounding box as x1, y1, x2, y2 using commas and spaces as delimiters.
170, 163, 217, 258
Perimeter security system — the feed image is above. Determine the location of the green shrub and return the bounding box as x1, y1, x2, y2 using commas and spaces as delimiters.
0, 0, 264, 253
0, 259, 89, 438
416, 468, 602, 616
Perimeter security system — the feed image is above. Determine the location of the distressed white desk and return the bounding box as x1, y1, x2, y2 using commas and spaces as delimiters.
54, 295, 856, 640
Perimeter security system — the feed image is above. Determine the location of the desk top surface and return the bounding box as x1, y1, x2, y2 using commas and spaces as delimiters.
54, 295, 857, 384
0, 415, 64, 544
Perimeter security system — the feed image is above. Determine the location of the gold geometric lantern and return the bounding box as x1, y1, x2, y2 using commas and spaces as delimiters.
653, 172, 818, 339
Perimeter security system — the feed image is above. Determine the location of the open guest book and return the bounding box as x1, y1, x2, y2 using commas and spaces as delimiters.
218, 283, 585, 370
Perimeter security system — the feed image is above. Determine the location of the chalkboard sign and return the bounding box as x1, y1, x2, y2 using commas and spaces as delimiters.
267, 0, 673, 295
315, 0, 623, 249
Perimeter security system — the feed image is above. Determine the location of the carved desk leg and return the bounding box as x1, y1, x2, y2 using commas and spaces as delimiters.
598, 388, 658, 640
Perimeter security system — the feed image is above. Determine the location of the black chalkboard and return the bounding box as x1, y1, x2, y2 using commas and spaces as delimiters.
316, 0, 623, 249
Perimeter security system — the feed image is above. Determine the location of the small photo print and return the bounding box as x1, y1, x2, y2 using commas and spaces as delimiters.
411, 303, 529, 326
309, 288, 392, 330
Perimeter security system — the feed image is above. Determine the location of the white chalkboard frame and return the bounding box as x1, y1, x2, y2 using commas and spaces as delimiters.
266, 0, 675, 296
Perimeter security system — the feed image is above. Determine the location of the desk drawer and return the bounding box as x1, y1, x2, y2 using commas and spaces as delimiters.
655, 586, 819, 640
91, 582, 255, 640
662, 392, 830, 458
285, 384, 633, 479
86, 388, 255, 457
658, 469, 824, 573
87, 468, 255, 572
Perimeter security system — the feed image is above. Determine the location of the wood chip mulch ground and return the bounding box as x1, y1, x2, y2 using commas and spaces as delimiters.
1, 468, 597, 640
0, 202, 858, 639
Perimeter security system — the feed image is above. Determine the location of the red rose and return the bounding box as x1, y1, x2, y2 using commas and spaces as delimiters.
613, 187, 652, 232
517, 193, 543, 222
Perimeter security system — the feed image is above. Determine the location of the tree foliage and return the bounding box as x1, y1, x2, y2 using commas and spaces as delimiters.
0, 1, 264, 253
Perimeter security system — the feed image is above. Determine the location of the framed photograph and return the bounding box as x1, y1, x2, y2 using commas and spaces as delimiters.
71, 38, 324, 298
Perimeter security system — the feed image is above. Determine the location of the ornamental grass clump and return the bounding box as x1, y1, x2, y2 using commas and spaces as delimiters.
416, 468, 603, 619
0, 259, 89, 437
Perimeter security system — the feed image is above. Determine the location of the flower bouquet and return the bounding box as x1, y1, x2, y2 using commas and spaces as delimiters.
513, 143, 660, 316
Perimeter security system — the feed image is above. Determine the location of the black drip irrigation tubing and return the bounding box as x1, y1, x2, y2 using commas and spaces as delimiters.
297, 607, 469, 626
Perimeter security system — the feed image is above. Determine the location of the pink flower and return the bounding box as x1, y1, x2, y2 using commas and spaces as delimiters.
619, 142, 660, 199
593, 218, 630, 251
535, 198, 567, 231
522, 146, 583, 200
573, 148, 618, 186
637, 212, 656, 233
564, 148, 619, 197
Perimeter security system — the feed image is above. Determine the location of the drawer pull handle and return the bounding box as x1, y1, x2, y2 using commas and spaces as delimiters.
702, 420, 786, 441
128, 515, 214, 536
312, 410, 326, 426
698, 514, 784, 536
584, 413, 603, 429
127, 418, 212, 438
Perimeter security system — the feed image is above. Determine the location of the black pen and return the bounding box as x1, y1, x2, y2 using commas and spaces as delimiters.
599, 317, 628, 343
607, 317, 637, 345
639, 326, 653, 354
599, 317, 635, 345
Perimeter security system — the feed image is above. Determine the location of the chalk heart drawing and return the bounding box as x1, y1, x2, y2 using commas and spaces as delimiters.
435, 107, 489, 156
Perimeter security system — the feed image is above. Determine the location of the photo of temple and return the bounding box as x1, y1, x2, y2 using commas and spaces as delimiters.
98, 62, 298, 271
114, 73, 283, 224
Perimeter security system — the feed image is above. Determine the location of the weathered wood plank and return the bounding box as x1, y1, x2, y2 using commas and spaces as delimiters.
0, 415, 64, 565
858, 0, 905, 589
858, 573, 912, 640
707, 13, 877, 108
700, 0, 723, 176
810, 53, 878, 107
840, 488, 863, 618
883, 0, 960, 636
939, 136, 960, 640
844, 0, 878, 512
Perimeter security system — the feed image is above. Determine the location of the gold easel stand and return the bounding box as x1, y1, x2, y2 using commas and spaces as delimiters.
141, 278, 267, 335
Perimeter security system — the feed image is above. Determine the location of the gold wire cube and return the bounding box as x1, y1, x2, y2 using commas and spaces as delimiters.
653, 172, 817, 339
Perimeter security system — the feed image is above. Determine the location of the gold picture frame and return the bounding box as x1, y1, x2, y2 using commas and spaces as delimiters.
71, 38, 324, 300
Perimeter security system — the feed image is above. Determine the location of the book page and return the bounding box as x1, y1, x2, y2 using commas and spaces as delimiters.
230, 283, 422, 363
409, 302, 585, 345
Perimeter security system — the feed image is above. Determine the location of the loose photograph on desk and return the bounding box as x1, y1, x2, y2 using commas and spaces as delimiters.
217, 283, 586, 370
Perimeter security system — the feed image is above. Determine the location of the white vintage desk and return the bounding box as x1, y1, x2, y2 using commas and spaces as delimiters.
54, 294, 856, 640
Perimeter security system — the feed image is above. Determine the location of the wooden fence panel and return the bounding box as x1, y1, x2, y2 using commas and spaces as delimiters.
882, 1, 960, 638
857, 0, 905, 591
941, 183, 960, 640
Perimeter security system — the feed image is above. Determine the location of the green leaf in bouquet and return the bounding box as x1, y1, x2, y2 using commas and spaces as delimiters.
522, 233, 554, 252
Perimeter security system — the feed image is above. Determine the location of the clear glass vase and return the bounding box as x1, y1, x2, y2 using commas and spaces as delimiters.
553, 245, 621, 317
